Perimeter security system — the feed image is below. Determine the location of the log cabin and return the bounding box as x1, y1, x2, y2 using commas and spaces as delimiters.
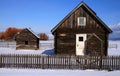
15, 28, 39, 50
51, 2, 112, 56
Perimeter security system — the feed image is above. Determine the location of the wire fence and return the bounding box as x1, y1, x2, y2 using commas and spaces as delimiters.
0, 40, 54, 50
108, 44, 117, 49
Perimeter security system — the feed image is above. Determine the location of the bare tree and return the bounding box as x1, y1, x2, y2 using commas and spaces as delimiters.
1, 27, 23, 40
38, 33, 49, 40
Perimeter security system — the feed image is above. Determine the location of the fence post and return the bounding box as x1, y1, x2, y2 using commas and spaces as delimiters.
99, 56, 102, 70
119, 56, 120, 70
84, 56, 87, 70
69, 55, 71, 69
0, 55, 1, 67
25, 55, 28, 68
42, 56, 44, 69
48, 55, 49, 69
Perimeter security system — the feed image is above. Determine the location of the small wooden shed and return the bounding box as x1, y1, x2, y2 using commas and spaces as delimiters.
51, 2, 112, 56
15, 28, 39, 50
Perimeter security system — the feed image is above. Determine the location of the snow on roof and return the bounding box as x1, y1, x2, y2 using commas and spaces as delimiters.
26, 28, 40, 38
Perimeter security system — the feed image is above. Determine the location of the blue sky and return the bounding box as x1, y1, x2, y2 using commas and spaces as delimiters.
0, 0, 120, 34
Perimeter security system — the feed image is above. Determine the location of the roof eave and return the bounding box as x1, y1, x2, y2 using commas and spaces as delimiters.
95, 16, 112, 33
51, 2, 85, 33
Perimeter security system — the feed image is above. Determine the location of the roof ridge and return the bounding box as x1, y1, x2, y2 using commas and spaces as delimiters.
26, 28, 40, 38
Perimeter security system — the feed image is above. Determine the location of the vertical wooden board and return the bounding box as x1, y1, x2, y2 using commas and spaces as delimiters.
68, 56, 70, 69
50, 56, 52, 68
0, 55, 1, 67
116, 56, 119, 70
36, 55, 38, 68
52, 56, 53, 69
119, 56, 120, 70
64, 56, 66, 69
102, 56, 104, 69
60, 56, 62, 68
97, 56, 99, 69
47, 55, 49, 68
79, 56, 82, 69
114, 56, 116, 69
108, 56, 110, 69
115, 56, 118, 69
36, 55, 39, 68
62, 56, 64, 69
107, 56, 109, 69
116, 56, 118, 69
110, 56, 112, 69
81, 56, 83, 69
90, 56, 92, 69
37, 55, 40, 68
112, 56, 114, 70
53, 55, 55, 69
57, 55, 59, 68
53, 55, 56, 69
62, 56, 64, 68
42, 55, 44, 69
116, 56, 118, 70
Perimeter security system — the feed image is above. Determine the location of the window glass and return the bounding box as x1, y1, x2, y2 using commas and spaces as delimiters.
80, 18, 84, 24
78, 17, 86, 26
79, 37, 83, 41
25, 41, 28, 45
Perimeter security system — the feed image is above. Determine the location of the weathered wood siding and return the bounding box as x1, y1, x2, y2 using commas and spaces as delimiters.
53, 5, 109, 56
16, 29, 39, 50
86, 34, 103, 56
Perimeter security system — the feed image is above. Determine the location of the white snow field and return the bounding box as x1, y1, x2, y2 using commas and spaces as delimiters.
0, 48, 54, 55
0, 68, 120, 76
108, 40, 120, 55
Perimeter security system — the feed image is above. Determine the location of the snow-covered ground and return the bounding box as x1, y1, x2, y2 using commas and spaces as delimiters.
108, 40, 120, 55
0, 48, 54, 55
0, 68, 120, 76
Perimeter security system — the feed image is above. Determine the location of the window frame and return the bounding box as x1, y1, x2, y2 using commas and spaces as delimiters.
77, 17, 86, 26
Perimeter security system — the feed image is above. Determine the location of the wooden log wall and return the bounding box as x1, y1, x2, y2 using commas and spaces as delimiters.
56, 34, 75, 55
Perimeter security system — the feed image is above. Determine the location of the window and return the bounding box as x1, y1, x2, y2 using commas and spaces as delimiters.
79, 37, 83, 41
77, 17, 86, 26
25, 41, 28, 45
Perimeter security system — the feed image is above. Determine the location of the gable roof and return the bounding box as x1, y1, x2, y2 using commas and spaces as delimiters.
51, 1, 112, 33
22, 28, 39, 39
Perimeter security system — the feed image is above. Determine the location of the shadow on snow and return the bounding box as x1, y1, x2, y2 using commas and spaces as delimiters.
42, 49, 54, 55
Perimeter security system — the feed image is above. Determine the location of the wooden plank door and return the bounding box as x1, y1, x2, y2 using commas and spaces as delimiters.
76, 34, 86, 55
